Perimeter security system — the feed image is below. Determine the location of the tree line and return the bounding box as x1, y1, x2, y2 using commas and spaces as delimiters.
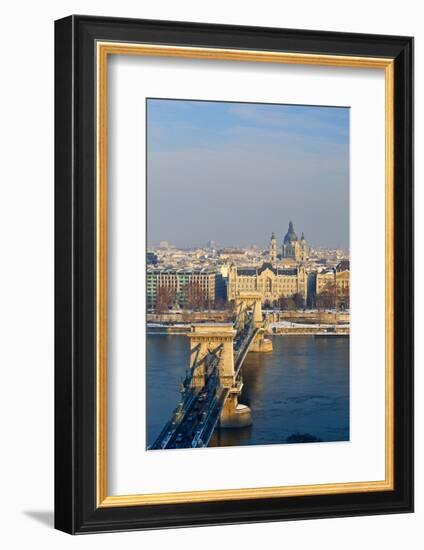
153, 280, 350, 313
154, 282, 230, 313
314, 281, 350, 310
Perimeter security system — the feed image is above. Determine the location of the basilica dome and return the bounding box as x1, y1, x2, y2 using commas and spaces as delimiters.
283, 221, 298, 244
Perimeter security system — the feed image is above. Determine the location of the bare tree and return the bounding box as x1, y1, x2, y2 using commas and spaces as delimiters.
183, 282, 207, 311
293, 293, 305, 310
213, 297, 232, 311
278, 296, 296, 310
316, 281, 336, 310
155, 285, 176, 313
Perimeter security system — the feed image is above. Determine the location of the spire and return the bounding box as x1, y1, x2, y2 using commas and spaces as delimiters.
301, 232, 305, 240
269, 231, 277, 263
288, 220, 294, 232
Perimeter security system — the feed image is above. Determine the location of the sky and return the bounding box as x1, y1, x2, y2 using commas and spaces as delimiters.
147, 98, 349, 249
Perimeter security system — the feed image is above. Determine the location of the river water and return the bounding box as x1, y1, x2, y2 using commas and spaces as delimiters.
146, 334, 349, 448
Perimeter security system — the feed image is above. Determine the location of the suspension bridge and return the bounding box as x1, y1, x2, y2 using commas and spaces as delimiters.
149, 292, 273, 450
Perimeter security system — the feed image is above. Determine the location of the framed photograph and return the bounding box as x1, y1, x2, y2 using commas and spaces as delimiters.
54, 15, 413, 533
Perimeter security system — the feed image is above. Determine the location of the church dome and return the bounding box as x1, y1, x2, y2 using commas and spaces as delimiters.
283, 221, 298, 244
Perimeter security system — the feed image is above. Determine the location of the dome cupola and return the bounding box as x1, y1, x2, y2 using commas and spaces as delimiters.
284, 221, 298, 244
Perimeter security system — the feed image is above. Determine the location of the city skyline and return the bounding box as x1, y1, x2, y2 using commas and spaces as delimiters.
147, 99, 349, 249
149, 229, 349, 252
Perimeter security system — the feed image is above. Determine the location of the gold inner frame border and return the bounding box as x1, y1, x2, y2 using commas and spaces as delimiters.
96, 41, 394, 508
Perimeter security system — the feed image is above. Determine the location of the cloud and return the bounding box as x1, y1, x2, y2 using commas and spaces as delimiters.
146, 100, 349, 248
227, 103, 349, 142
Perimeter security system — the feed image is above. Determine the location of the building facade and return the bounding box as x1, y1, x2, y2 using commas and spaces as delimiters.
335, 260, 350, 309
316, 268, 335, 294
227, 262, 308, 305
316, 260, 350, 309
147, 268, 219, 309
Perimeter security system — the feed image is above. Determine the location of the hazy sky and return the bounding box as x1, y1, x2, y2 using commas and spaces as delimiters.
147, 99, 349, 249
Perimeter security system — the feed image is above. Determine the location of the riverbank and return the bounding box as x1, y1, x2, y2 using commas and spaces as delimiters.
266, 310, 350, 324
147, 310, 233, 325
147, 309, 349, 326
268, 320, 349, 335
147, 321, 350, 336
147, 323, 189, 334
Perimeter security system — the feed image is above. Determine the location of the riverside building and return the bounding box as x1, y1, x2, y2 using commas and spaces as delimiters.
315, 260, 350, 309
147, 267, 223, 309
227, 263, 308, 306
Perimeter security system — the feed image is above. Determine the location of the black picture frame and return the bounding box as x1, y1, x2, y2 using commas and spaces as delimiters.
55, 14, 414, 534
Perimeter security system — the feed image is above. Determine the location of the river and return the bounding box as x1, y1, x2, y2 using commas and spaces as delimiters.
146, 334, 349, 448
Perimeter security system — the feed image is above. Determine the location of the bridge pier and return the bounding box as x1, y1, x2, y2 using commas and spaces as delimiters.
248, 330, 273, 353
220, 395, 252, 428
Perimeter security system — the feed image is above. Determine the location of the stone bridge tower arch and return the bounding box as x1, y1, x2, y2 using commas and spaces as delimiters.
187, 324, 235, 389
235, 291, 263, 329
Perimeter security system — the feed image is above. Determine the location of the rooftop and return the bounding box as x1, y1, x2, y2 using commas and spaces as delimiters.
236, 263, 298, 276
147, 267, 218, 275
